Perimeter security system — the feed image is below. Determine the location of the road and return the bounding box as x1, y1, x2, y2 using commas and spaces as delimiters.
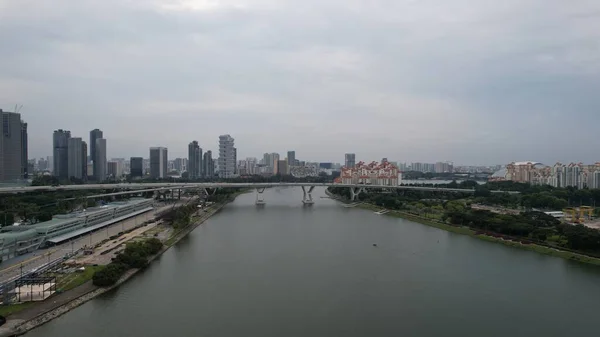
0, 182, 521, 194
0, 200, 190, 283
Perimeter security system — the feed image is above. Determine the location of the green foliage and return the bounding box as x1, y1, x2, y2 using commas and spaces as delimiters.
93, 238, 164, 287
92, 263, 128, 287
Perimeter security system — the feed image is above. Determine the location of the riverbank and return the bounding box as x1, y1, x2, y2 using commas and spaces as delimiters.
326, 189, 600, 266
0, 194, 244, 337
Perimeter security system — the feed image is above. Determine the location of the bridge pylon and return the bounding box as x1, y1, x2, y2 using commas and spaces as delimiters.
349, 187, 366, 201
255, 188, 266, 206
302, 186, 315, 205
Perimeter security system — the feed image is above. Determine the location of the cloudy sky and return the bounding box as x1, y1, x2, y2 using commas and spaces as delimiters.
1, 0, 599, 165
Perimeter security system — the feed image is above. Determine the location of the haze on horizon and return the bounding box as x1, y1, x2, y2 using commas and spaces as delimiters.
1, 0, 599, 165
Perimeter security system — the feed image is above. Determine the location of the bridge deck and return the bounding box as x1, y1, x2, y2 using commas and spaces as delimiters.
0, 183, 519, 194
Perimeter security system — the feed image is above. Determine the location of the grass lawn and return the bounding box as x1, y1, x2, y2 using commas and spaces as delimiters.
57, 265, 105, 292
0, 302, 35, 317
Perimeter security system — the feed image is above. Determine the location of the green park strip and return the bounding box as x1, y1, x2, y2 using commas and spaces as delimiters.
0, 302, 35, 317
57, 265, 106, 292
358, 203, 600, 266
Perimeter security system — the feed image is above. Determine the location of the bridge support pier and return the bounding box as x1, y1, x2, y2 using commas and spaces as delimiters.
255, 188, 266, 206
301, 186, 315, 205
349, 187, 366, 201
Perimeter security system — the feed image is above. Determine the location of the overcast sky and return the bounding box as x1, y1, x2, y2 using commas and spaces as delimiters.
1, 0, 599, 165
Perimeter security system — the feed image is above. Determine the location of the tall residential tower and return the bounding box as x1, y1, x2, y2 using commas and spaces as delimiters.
0, 110, 27, 181
218, 135, 235, 178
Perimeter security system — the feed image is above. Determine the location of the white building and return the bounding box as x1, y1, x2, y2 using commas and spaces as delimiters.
218, 135, 236, 178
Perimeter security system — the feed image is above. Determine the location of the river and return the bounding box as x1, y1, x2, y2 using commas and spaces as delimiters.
26, 187, 600, 337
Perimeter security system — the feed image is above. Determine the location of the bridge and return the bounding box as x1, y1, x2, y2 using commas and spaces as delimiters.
0, 182, 518, 205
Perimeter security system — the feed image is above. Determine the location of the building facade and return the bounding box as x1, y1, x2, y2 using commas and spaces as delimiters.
53, 129, 71, 179
90, 129, 103, 178
130, 157, 143, 177
188, 141, 202, 179
276, 160, 289, 176
203, 151, 214, 178
287, 151, 296, 167
504, 161, 600, 188
338, 160, 401, 186
150, 147, 168, 178
67, 138, 87, 180
95, 138, 107, 181
344, 153, 356, 168
0, 110, 27, 182
218, 135, 235, 178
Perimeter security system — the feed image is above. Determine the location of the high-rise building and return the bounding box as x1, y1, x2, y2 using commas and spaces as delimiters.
21, 121, 28, 179
53, 129, 71, 179
95, 138, 107, 181
90, 129, 103, 180
150, 147, 168, 178
277, 160, 289, 175
67, 138, 87, 180
130, 157, 143, 177
344, 153, 356, 168
107, 161, 123, 178
188, 141, 203, 179
0, 110, 27, 182
233, 147, 237, 175
271, 153, 280, 174
287, 151, 296, 167
90, 129, 102, 161
218, 135, 235, 178
203, 151, 214, 178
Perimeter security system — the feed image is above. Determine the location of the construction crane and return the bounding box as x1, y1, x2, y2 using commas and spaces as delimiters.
14, 104, 23, 113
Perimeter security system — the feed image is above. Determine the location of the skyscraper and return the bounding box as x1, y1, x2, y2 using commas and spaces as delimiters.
130, 157, 143, 177
287, 151, 296, 167
277, 160, 289, 175
94, 138, 107, 181
53, 129, 71, 179
107, 161, 123, 178
218, 135, 235, 178
90, 129, 103, 180
150, 147, 168, 178
203, 151, 214, 178
90, 129, 102, 161
272, 153, 280, 174
344, 153, 356, 168
67, 138, 87, 180
0, 110, 27, 182
188, 141, 203, 179
21, 121, 28, 179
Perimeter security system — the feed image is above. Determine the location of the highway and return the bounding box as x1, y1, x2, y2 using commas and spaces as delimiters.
0, 182, 520, 194
0, 201, 185, 283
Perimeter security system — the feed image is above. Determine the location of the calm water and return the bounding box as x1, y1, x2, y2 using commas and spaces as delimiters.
27, 187, 600, 337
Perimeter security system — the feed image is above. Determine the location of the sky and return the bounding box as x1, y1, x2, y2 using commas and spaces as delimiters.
1, 0, 599, 165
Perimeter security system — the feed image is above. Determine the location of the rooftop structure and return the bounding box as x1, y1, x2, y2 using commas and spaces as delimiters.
0, 198, 153, 261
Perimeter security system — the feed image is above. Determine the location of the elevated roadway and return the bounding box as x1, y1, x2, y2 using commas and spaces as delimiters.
0, 182, 518, 195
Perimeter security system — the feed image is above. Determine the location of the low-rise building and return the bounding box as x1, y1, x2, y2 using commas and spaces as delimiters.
339, 160, 401, 186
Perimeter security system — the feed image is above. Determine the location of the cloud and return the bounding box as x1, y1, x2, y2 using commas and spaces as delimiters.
1, 0, 599, 165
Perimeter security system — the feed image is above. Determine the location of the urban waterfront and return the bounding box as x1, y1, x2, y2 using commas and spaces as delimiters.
26, 187, 600, 337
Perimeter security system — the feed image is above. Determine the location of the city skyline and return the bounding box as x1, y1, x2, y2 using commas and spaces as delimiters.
2, 1, 599, 165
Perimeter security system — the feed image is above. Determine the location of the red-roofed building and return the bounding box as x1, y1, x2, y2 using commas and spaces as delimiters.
338, 160, 401, 186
